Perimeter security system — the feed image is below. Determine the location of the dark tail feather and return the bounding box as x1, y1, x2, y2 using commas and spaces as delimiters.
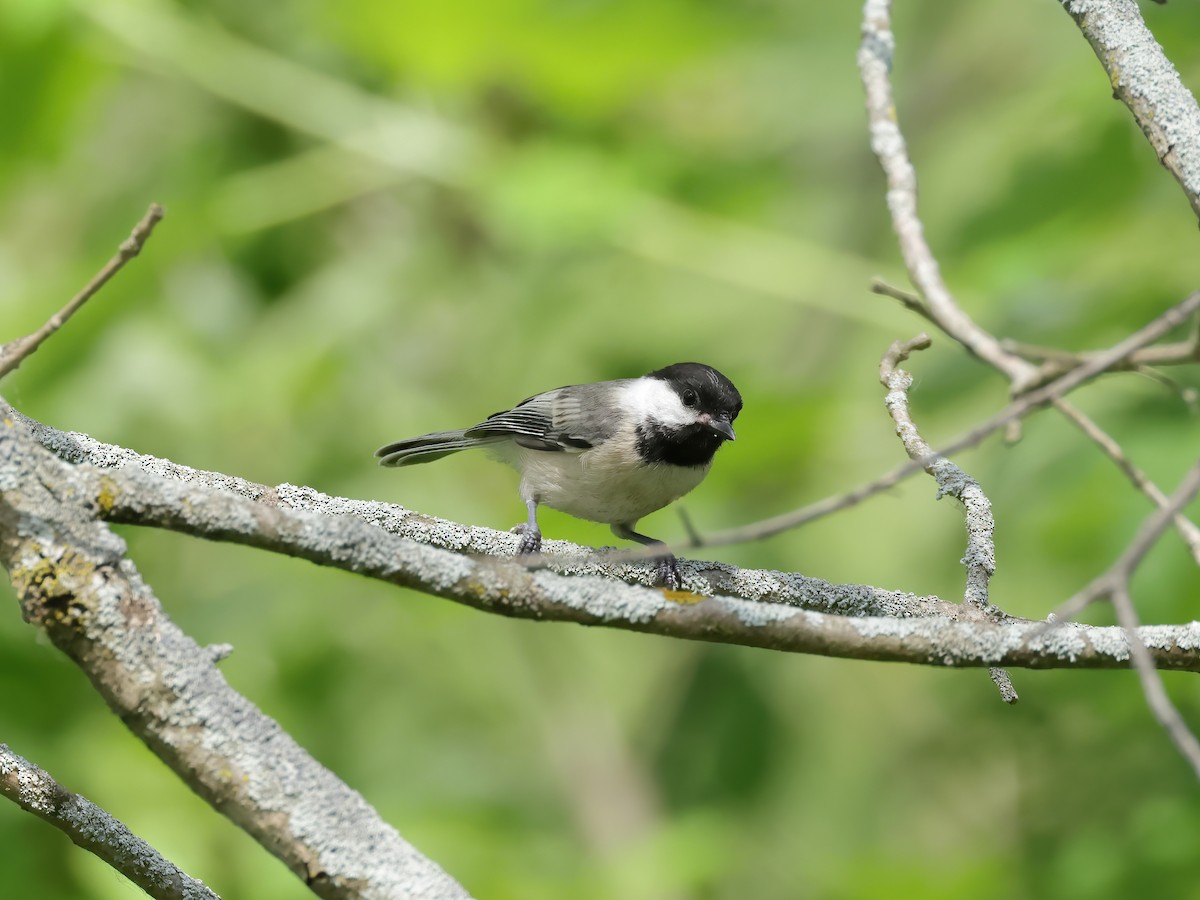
375, 430, 503, 467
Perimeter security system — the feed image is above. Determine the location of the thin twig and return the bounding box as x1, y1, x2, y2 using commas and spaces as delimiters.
1050, 457, 1200, 778
1111, 583, 1200, 780
1053, 398, 1200, 566
883, 267, 1200, 566
866, 0, 1200, 754
682, 291, 1200, 551
879, 335, 1017, 703
1056, 458, 1200, 621
861, 3, 1200, 646
0, 203, 164, 379
1131, 368, 1200, 415
675, 506, 703, 546
988, 669, 1019, 704
0, 743, 220, 900
1001, 330, 1200, 374
878, 339, 1000, 615
859, 0, 1038, 389
870, 278, 935, 323
874, 281, 1195, 435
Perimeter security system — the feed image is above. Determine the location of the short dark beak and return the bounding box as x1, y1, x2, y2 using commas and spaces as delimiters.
704, 416, 736, 442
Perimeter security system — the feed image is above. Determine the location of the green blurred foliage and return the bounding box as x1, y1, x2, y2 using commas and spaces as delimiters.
2, 0, 1200, 897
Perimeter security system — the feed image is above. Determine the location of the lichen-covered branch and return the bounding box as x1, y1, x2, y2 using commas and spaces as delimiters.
879, 337, 996, 613
8, 410, 1200, 674
0, 416, 473, 900
879, 336, 1018, 703
1059, 0, 1200, 223
0, 743, 220, 900
861, 0, 1200, 770
14, 410, 962, 622
862, 1, 1200, 564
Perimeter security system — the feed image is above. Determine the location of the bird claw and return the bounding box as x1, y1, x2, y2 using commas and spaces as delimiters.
655, 554, 682, 591
511, 523, 542, 555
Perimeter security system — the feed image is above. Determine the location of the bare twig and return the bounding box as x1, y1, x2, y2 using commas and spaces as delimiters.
864, 0, 1200, 770
0, 743, 219, 900
859, 0, 1038, 389
879, 335, 1018, 703
988, 668, 1019, 704
1111, 583, 1200, 780
1050, 457, 1200, 778
880, 335, 994, 613
1001, 327, 1200, 375
1132, 368, 1200, 415
675, 506, 704, 546
862, 0, 1200, 602
1058, 0, 1200, 223
1057, 458, 1200, 620
876, 284, 1197, 401
1053, 398, 1200, 566
686, 291, 1200, 550
0, 203, 164, 379
870, 278, 934, 323
1108, 585, 1200, 782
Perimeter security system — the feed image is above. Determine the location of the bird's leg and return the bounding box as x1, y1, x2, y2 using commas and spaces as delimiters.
612, 522, 681, 590
511, 498, 542, 555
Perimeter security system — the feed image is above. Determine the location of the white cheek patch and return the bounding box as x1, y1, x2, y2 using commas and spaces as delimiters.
622, 378, 694, 428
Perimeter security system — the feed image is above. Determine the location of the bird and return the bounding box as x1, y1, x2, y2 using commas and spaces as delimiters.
375, 362, 742, 588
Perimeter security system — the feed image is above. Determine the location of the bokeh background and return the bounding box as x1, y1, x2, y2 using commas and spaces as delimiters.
3, 1, 1200, 897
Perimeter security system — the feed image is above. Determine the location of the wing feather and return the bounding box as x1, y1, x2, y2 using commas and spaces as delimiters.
464, 382, 624, 452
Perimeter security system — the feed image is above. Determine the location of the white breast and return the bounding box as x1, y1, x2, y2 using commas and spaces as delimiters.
497, 427, 711, 526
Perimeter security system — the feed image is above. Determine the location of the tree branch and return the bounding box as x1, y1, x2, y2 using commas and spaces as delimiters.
0, 417, 473, 900
858, 0, 1038, 388
1111, 583, 1200, 780
1000, 322, 1200, 375
0, 203, 164, 379
861, 2, 1200, 562
1052, 398, 1200, 566
686, 290, 1200, 549
1059, 0, 1200, 223
7, 406, 1200, 674
11, 408, 966, 622
0, 743, 220, 900
1059, 458, 1200, 619
1054, 459, 1200, 777
880, 335, 1018, 703
863, 0, 1200, 773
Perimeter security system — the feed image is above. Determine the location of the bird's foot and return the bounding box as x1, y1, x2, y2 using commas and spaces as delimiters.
655, 553, 682, 591
511, 523, 542, 555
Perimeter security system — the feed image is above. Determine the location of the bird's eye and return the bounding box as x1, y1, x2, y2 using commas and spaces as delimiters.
682, 389, 698, 408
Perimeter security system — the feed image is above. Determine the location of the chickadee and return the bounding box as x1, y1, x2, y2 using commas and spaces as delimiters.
375, 362, 742, 588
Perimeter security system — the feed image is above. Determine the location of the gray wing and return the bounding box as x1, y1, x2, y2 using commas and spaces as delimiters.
465, 381, 625, 452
